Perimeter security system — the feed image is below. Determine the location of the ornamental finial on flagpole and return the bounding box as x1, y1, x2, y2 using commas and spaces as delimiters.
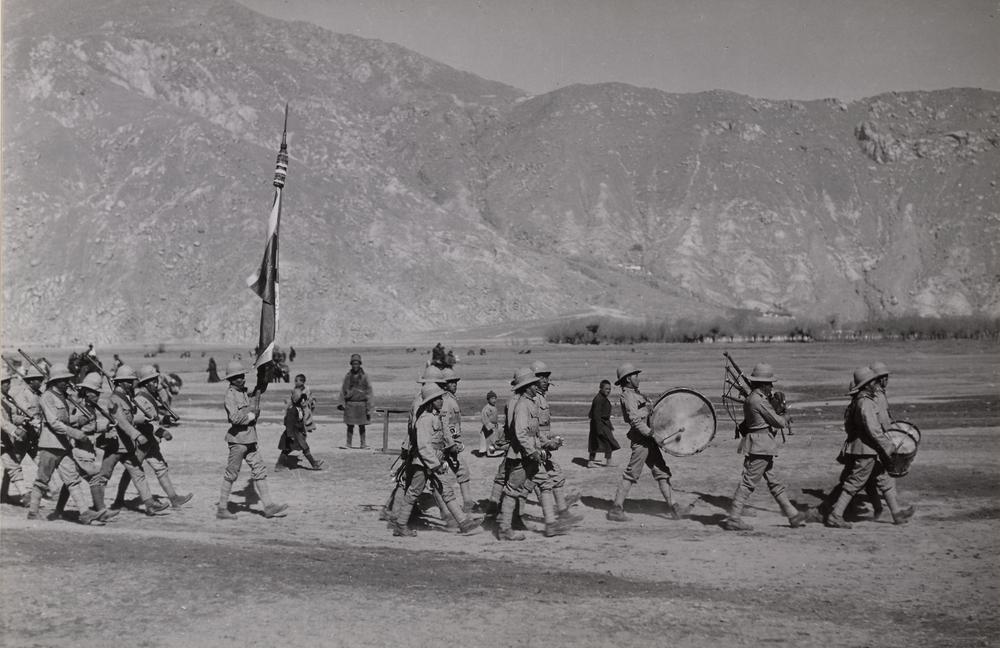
273, 103, 289, 188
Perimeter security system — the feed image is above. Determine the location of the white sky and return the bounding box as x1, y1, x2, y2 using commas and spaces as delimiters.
237, 0, 1000, 100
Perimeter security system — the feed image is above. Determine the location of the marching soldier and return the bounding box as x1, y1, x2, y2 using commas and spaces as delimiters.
606, 363, 681, 522
499, 367, 574, 540
1, 369, 35, 505
439, 367, 475, 512
721, 363, 806, 531
386, 383, 481, 537
26, 363, 102, 524
64, 373, 121, 522
216, 360, 288, 520
129, 365, 192, 508
93, 365, 170, 516
11, 364, 44, 457
823, 366, 915, 528
530, 360, 583, 528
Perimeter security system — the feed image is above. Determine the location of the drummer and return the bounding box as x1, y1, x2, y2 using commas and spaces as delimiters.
605, 363, 681, 522
822, 366, 915, 528
721, 363, 806, 531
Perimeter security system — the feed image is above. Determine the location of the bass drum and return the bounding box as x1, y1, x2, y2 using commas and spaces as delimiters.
649, 388, 717, 457
885, 420, 920, 478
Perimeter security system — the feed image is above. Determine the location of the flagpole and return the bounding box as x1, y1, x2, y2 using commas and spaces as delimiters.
247, 103, 289, 397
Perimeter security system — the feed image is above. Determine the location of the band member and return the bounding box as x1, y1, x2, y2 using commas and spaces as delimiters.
606, 363, 681, 522
386, 383, 481, 537
823, 366, 915, 528
217, 361, 288, 520
721, 363, 806, 531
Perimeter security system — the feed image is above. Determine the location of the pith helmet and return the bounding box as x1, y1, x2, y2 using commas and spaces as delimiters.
114, 364, 137, 382
225, 360, 246, 381
511, 366, 541, 391
615, 363, 641, 385
441, 367, 460, 382
530, 360, 551, 376
871, 361, 890, 379
23, 364, 45, 380
848, 366, 878, 395
747, 363, 777, 383
418, 383, 446, 407
79, 372, 104, 393
416, 365, 445, 384
137, 364, 160, 385
350, 353, 362, 364
46, 363, 74, 384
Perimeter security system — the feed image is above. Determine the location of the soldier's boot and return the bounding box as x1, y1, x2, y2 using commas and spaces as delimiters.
541, 490, 571, 537
255, 479, 288, 518
26, 489, 42, 520
390, 514, 417, 537
458, 481, 475, 513
158, 473, 193, 508
498, 495, 525, 541
66, 482, 103, 525
111, 472, 132, 509
274, 453, 290, 472
606, 478, 631, 522
884, 488, 915, 525
553, 488, 584, 525
304, 453, 325, 470
511, 499, 528, 530
430, 490, 458, 528
443, 498, 482, 535
379, 488, 398, 521
216, 480, 236, 519
482, 499, 499, 520
144, 497, 170, 516
90, 484, 119, 522
51, 484, 71, 519
825, 490, 854, 529
388, 497, 416, 536
776, 493, 806, 528
657, 479, 682, 520
721, 498, 754, 531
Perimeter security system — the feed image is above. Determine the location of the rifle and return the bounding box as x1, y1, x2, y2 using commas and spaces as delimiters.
3, 356, 40, 395
18, 348, 107, 426
143, 381, 181, 422
82, 354, 116, 390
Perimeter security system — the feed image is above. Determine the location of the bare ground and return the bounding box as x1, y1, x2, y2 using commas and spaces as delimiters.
1, 340, 998, 648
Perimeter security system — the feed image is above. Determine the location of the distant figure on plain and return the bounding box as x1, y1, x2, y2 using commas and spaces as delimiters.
207, 357, 220, 383
340, 353, 373, 449
587, 379, 619, 468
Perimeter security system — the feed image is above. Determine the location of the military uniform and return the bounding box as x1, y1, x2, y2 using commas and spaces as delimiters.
440, 390, 474, 509
133, 382, 192, 507
607, 363, 680, 522
27, 373, 102, 524
823, 367, 914, 528
92, 384, 165, 515
387, 385, 479, 537
216, 361, 287, 520
498, 390, 541, 539
1, 377, 38, 504
722, 371, 806, 530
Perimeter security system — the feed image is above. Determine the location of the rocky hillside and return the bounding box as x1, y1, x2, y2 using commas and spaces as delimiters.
2, 0, 998, 346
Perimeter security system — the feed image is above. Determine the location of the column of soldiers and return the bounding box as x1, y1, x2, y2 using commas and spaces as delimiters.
2, 349, 915, 537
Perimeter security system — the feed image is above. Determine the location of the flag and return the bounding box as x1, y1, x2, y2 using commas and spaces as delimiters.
247, 104, 289, 393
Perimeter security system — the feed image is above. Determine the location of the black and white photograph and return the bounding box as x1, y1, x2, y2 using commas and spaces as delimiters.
1, 1, 998, 646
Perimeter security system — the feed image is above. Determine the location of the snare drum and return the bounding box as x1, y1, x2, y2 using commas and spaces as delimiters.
884, 420, 920, 478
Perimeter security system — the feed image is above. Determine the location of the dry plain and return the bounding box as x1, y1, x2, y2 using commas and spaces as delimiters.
1, 339, 998, 648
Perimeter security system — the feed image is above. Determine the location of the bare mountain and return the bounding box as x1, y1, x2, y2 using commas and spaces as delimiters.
2, 0, 998, 346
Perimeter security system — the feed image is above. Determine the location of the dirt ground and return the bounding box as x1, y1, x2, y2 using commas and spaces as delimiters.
1, 340, 998, 648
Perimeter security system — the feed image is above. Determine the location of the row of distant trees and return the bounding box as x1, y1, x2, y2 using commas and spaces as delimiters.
546, 313, 1000, 345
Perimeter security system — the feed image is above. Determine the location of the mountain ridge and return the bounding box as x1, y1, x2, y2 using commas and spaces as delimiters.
2, 0, 998, 346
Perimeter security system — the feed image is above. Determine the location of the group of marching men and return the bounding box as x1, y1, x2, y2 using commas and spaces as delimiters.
1, 356, 192, 524
377, 357, 915, 539
1, 350, 914, 535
